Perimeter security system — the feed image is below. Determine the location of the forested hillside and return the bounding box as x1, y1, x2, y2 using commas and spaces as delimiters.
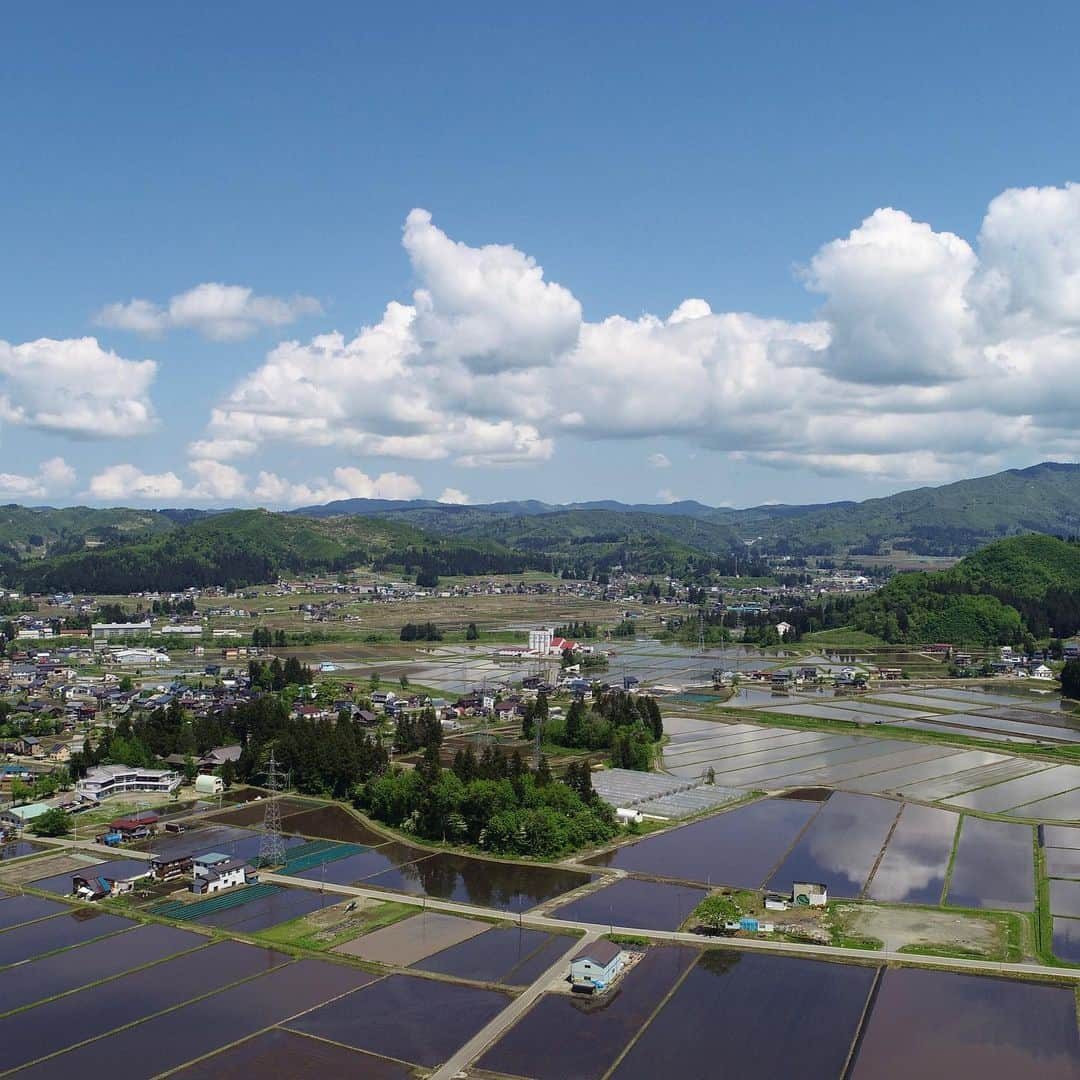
849, 534, 1080, 644
6, 511, 527, 593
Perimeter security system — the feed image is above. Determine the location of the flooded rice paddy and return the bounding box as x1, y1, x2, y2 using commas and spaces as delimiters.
849, 967, 1080, 1078
0, 840, 44, 860
550, 877, 707, 931
946, 817, 1035, 911
1051, 916, 1080, 963
14, 959, 373, 1080
1048, 879, 1080, 917
170, 1028, 415, 1079
865, 802, 958, 904
476, 945, 698, 1080
708, 685, 1080, 814
584, 792, 1040, 912
292, 843, 591, 912
0, 922, 202, 1015
0, 893, 65, 931
413, 925, 574, 985
586, 793, 820, 887
1044, 846, 1080, 877
766, 791, 900, 897
478, 946, 1080, 1079
610, 951, 876, 1079
0, 908, 131, 967
284, 972, 510, 1068
0, 940, 285, 1072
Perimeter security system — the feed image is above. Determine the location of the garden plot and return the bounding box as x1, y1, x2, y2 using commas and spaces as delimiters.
334, 911, 485, 965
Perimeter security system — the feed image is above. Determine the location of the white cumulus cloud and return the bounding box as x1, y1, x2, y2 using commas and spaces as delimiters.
86, 460, 422, 507
97, 283, 322, 342
437, 488, 471, 504
0, 457, 76, 500
0, 337, 157, 438
648, 452, 671, 469
89, 465, 185, 501
188, 187, 1080, 486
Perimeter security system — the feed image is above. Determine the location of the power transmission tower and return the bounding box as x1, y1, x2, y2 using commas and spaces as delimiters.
258, 751, 286, 869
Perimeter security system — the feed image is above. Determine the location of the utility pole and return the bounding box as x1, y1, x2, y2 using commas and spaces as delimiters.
258, 752, 286, 869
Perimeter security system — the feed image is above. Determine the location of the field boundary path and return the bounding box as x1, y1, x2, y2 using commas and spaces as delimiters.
263, 872, 1080, 983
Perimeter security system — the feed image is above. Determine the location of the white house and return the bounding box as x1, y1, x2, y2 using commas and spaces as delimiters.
192, 852, 249, 894
775, 621, 794, 638
1032, 664, 1054, 680
76, 764, 181, 801
569, 940, 627, 991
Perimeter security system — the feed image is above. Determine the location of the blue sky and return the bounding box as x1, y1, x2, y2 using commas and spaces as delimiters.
3, 2, 1080, 508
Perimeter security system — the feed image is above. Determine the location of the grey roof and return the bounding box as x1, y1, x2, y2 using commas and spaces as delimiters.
573, 939, 623, 966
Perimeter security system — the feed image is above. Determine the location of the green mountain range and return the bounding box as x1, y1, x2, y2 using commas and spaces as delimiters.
3, 461, 1080, 591
6, 510, 526, 594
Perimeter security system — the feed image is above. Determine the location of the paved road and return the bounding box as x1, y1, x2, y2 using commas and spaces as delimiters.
265, 872, 1080, 983
28, 838, 1078, 985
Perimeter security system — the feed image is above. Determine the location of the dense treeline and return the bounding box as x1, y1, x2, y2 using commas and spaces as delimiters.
247, 657, 315, 691
554, 621, 598, 639
842, 534, 1080, 645
523, 690, 663, 771
360, 742, 617, 857
399, 622, 443, 642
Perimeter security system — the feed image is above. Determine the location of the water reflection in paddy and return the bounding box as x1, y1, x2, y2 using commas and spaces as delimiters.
585, 795, 821, 887
611, 951, 875, 1080
766, 792, 901, 898
850, 967, 1080, 1078
946, 817, 1035, 911
866, 803, 958, 904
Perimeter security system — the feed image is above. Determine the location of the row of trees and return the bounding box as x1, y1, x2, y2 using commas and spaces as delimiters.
248, 657, 314, 691
399, 622, 443, 642
392, 709, 443, 754
251, 627, 288, 647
